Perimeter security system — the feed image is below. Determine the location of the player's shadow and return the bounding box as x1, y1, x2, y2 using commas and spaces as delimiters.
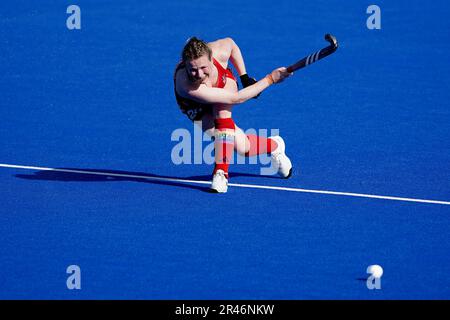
15, 168, 210, 192
14, 168, 276, 192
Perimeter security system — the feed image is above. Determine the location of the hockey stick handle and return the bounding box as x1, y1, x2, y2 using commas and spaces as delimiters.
286, 34, 338, 73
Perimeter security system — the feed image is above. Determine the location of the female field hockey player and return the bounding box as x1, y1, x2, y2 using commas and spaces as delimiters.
174, 37, 293, 193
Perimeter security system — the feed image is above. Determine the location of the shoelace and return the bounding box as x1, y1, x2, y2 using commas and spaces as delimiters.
271, 152, 282, 165
215, 171, 226, 179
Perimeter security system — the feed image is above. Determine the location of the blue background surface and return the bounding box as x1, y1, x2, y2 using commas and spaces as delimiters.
0, 0, 449, 299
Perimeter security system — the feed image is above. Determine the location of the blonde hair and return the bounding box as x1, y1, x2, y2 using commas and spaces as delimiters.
182, 37, 212, 62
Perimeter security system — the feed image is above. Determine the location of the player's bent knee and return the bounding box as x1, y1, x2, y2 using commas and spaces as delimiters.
234, 127, 250, 154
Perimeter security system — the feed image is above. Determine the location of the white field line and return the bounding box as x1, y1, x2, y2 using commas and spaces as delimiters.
1, 163, 449, 206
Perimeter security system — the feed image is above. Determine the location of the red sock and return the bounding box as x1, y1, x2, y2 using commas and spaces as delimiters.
244, 134, 278, 157
213, 118, 235, 178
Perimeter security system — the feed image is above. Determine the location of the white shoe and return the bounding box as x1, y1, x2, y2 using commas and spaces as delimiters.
210, 169, 228, 193
269, 136, 293, 178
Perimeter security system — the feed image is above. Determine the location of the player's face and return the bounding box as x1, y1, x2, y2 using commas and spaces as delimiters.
185, 55, 211, 83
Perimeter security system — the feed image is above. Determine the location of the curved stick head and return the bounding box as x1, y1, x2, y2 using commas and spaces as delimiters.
325, 34, 338, 49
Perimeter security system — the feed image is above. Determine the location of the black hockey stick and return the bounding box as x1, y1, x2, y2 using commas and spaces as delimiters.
286, 34, 338, 73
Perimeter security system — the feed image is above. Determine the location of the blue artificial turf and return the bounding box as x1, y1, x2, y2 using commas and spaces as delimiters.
0, 0, 449, 299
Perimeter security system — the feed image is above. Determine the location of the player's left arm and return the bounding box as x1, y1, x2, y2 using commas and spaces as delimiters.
226, 37, 247, 77
220, 37, 260, 97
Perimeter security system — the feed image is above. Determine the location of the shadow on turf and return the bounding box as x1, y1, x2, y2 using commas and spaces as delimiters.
14, 168, 276, 193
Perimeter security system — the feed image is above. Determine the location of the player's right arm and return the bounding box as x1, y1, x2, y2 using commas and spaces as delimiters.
181, 67, 291, 105
185, 77, 271, 105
